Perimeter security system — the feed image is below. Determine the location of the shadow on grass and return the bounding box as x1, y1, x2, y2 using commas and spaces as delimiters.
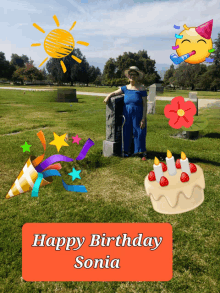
203, 132, 220, 139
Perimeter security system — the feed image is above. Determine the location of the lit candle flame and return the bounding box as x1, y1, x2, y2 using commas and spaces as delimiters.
181, 152, 186, 160
154, 157, 160, 165
167, 150, 172, 158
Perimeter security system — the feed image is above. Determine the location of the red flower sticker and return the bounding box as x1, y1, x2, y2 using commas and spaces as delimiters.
164, 96, 197, 129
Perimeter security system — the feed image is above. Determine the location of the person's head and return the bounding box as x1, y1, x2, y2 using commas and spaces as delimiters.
128, 70, 139, 82
124, 66, 144, 83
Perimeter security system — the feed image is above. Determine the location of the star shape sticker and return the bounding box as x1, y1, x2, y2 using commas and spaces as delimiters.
72, 134, 82, 145
49, 132, 69, 152
21, 142, 32, 152
68, 167, 81, 181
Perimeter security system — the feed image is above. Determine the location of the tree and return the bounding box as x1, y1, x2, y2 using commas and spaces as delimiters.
10, 54, 29, 68
46, 48, 101, 86
103, 58, 116, 82
94, 75, 103, 86
12, 65, 44, 84
163, 64, 175, 86
212, 33, 220, 70
103, 50, 161, 86
0, 52, 16, 80
172, 63, 208, 90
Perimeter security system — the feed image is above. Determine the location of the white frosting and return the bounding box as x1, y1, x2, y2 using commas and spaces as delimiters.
144, 164, 205, 213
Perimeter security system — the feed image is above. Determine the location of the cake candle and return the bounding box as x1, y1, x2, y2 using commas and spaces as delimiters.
180, 152, 191, 176
153, 157, 163, 183
166, 150, 177, 176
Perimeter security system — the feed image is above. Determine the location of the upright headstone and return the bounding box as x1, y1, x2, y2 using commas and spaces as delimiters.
103, 95, 124, 157
57, 89, 78, 102
147, 84, 156, 114
186, 92, 199, 139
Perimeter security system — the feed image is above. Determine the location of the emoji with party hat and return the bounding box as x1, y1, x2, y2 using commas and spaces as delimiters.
171, 19, 214, 65
6, 156, 53, 199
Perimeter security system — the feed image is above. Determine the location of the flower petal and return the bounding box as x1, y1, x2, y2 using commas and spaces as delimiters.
164, 104, 177, 118
181, 115, 194, 128
182, 101, 197, 116
169, 115, 183, 129
171, 96, 186, 111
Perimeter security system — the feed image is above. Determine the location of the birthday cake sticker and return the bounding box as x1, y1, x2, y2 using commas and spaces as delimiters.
144, 150, 205, 214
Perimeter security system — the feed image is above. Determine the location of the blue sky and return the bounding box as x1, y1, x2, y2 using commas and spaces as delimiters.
0, 0, 219, 73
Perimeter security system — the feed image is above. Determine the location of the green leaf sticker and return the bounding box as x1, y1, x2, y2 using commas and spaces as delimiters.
182, 116, 209, 131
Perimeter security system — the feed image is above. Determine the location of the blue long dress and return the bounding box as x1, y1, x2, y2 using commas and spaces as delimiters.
121, 85, 147, 154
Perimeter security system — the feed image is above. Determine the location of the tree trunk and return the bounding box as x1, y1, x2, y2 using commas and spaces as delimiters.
71, 81, 73, 86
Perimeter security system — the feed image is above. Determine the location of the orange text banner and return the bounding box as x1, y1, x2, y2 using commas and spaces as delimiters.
22, 223, 172, 281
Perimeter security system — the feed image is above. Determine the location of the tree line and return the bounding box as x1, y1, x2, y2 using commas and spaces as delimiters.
163, 33, 220, 91
0, 49, 161, 87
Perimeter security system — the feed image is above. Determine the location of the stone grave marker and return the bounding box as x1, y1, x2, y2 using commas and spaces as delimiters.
147, 84, 156, 114
186, 92, 199, 139
57, 89, 78, 102
103, 95, 124, 157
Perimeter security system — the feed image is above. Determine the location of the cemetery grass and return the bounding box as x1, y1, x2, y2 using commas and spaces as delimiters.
0, 84, 220, 99
0, 89, 219, 293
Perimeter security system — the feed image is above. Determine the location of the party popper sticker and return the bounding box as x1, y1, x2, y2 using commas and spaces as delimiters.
6, 131, 94, 199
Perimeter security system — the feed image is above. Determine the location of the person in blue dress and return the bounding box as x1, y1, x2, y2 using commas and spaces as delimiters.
104, 66, 147, 158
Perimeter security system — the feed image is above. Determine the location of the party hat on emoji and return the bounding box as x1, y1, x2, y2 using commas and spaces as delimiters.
6, 156, 52, 199
196, 19, 213, 39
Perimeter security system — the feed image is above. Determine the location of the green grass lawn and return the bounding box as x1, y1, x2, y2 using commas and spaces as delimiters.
0, 84, 220, 99
0, 89, 220, 292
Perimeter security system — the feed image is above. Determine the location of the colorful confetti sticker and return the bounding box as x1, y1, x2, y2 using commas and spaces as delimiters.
174, 25, 180, 29
172, 45, 179, 50
31, 169, 87, 197
175, 34, 183, 39
35, 155, 73, 173
32, 131, 46, 167
205, 57, 214, 62
6, 131, 94, 199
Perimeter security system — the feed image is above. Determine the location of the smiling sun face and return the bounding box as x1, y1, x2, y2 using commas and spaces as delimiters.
176, 27, 212, 64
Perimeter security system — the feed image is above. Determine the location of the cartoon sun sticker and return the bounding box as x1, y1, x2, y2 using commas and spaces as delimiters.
31, 15, 89, 73
170, 20, 214, 65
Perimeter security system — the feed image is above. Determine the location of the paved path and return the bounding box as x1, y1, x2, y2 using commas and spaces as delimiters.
1, 87, 219, 109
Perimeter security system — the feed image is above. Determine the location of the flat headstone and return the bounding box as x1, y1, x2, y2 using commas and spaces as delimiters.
57, 89, 78, 102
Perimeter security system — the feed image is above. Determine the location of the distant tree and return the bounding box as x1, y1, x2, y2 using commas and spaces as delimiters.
42, 67, 48, 80
172, 63, 208, 90
94, 75, 103, 86
103, 50, 161, 86
21, 55, 29, 64
103, 58, 116, 82
196, 67, 213, 90
46, 48, 101, 86
212, 33, 220, 70
12, 65, 44, 84
0, 52, 16, 80
12, 68, 25, 84
163, 64, 175, 86
10, 54, 29, 68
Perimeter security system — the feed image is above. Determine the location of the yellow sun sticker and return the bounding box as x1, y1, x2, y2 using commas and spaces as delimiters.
31, 15, 89, 73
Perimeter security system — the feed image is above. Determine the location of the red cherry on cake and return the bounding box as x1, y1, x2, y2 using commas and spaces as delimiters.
189, 163, 197, 173
175, 159, 181, 169
180, 172, 190, 183
148, 171, 156, 181
159, 176, 169, 187
161, 162, 167, 172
